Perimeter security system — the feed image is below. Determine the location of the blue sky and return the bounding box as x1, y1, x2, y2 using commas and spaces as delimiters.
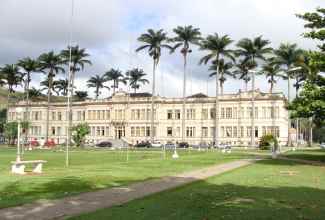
0, 0, 324, 98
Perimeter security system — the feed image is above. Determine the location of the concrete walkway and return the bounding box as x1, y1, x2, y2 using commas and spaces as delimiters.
0, 159, 256, 220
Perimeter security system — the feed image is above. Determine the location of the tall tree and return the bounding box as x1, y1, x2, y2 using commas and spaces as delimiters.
0, 64, 22, 122
74, 91, 88, 101
105, 69, 127, 93
199, 34, 234, 147
38, 51, 64, 142
170, 25, 201, 143
233, 59, 257, 92
136, 29, 172, 142
125, 68, 149, 93
40, 77, 60, 96
261, 59, 283, 93
209, 59, 235, 95
54, 79, 69, 96
87, 74, 108, 99
61, 45, 91, 146
236, 36, 272, 147
28, 87, 43, 101
274, 43, 303, 146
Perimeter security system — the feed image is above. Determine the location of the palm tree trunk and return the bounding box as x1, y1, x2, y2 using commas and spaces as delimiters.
181, 53, 187, 143
287, 76, 292, 147
220, 81, 224, 96
45, 73, 53, 142
24, 73, 31, 152
251, 70, 255, 148
96, 87, 99, 100
150, 59, 157, 142
295, 81, 299, 147
214, 55, 220, 148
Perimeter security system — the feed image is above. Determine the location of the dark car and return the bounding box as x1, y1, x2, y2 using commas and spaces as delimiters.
134, 141, 152, 148
178, 142, 189, 148
96, 141, 112, 148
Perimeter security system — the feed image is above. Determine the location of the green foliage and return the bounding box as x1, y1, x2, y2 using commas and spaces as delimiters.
289, 77, 325, 126
297, 7, 325, 51
4, 122, 18, 145
259, 134, 278, 150
72, 123, 90, 147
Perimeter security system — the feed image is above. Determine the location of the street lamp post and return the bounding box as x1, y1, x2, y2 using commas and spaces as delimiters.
15, 107, 23, 162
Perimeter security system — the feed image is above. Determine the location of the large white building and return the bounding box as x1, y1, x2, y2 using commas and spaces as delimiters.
9, 89, 289, 146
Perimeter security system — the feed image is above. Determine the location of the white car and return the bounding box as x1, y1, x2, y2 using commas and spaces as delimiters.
151, 141, 163, 148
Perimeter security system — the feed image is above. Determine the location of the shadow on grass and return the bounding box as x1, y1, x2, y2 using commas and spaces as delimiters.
0, 176, 136, 209
69, 181, 325, 220
284, 150, 325, 163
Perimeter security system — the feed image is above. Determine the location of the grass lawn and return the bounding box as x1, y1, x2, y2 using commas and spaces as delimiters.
70, 159, 325, 220
0, 146, 252, 208
284, 148, 325, 163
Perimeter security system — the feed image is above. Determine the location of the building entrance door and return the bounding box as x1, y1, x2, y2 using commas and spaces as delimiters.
115, 126, 125, 139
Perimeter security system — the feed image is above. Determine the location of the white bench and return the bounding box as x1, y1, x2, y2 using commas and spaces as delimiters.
11, 160, 47, 175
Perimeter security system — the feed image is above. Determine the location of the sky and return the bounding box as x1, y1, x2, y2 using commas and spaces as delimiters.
0, 0, 324, 99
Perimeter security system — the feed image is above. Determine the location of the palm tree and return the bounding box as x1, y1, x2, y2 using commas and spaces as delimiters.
274, 43, 303, 146
61, 45, 91, 146
54, 79, 69, 96
199, 33, 234, 147
0, 64, 22, 122
261, 59, 283, 94
40, 77, 60, 96
136, 29, 172, 142
74, 91, 88, 101
28, 87, 43, 101
236, 36, 272, 147
170, 25, 202, 142
105, 68, 127, 93
87, 74, 108, 99
38, 51, 65, 142
209, 59, 235, 95
233, 59, 257, 92
125, 68, 149, 93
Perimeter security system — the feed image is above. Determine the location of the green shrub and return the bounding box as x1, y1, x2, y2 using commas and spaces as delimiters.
259, 134, 278, 150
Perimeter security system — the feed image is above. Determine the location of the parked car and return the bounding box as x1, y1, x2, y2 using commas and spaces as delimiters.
178, 142, 189, 148
165, 142, 176, 149
151, 141, 163, 148
134, 141, 151, 148
30, 138, 40, 147
96, 141, 112, 148
320, 143, 325, 149
44, 139, 56, 148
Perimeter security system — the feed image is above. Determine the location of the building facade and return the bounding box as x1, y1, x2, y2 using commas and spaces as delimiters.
9, 90, 289, 146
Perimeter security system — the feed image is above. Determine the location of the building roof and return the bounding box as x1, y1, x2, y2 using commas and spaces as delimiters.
187, 93, 208, 99
129, 92, 152, 98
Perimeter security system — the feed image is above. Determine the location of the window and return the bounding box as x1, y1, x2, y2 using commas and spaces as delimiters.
167, 110, 173, 120
176, 127, 180, 137
233, 108, 237, 119
221, 126, 225, 137
136, 109, 140, 120
57, 127, 61, 136
131, 110, 135, 120
210, 108, 216, 119
106, 127, 110, 136
58, 112, 62, 121
51, 112, 56, 121
247, 126, 252, 137
186, 127, 196, 137
175, 110, 181, 120
136, 127, 140, 137
186, 109, 195, 120
226, 126, 232, 137
255, 126, 259, 137
202, 127, 208, 137
140, 109, 145, 120
167, 127, 173, 137
106, 110, 110, 120
51, 127, 56, 135
233, 126, 237, 138
140, 127, 145, 136
202, 109, 208, 120
226, 108, 232, 119
131, 127, 135, 137
97, 110, 100, 120
240, 126, 244, 138
146, 126, 150, 137
247, 107, 252, 119
210, 127, 215, 137
221, 108, 225, 119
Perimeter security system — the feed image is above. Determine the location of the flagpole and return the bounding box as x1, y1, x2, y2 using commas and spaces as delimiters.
66, 0, 74, 167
